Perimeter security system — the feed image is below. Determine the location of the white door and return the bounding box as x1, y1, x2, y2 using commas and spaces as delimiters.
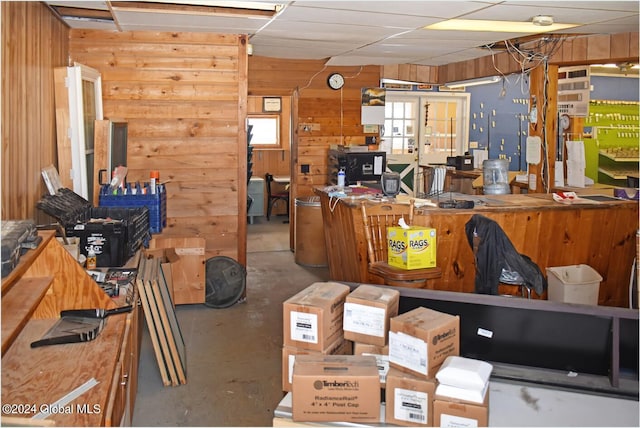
383, 91, 471, 195
420, 92, 471, 165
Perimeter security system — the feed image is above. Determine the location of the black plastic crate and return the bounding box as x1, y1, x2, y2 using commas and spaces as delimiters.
37, 189, 150, 267
65, 207, 149, 267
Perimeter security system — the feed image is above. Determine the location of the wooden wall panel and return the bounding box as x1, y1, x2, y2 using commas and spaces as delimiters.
434, 33, 638, 84
248, 57, 380, 225
69, 30, 248, 264
1, 2, 69, 223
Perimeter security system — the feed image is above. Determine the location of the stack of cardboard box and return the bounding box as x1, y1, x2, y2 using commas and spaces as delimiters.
282, 281, 491, 426
281, 282, 353, 393
345, 284, 399, 394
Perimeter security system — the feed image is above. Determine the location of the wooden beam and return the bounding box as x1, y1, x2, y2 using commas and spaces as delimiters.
527, 64, 558, 193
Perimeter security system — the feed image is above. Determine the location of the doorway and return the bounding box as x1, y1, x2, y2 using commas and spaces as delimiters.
383, 91, 471, 194
246, 95, 293, 253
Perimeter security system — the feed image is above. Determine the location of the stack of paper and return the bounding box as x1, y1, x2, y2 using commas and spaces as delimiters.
435, 356, 493, 403
566, 140, 586, 187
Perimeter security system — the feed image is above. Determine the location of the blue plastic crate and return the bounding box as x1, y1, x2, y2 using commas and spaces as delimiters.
99, 184, 167, 234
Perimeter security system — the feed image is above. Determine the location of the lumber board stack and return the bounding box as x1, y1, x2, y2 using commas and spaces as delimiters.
137, 254, 187, 386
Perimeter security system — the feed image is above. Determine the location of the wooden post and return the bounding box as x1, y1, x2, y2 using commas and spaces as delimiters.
527, 63, 558, 193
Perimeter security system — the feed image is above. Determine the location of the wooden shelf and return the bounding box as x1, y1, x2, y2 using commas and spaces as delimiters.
1, 276, 53, 356
1, 231, 53, 296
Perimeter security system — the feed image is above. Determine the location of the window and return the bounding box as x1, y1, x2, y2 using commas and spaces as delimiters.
383, 99, 418, 154
247, 115, 280, 148
384, 91, 470, 164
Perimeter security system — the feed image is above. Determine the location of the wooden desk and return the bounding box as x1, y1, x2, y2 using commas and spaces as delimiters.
316, 189, 638, 307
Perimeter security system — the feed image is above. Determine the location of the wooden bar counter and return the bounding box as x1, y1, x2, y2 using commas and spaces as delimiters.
317, 189, 639, 308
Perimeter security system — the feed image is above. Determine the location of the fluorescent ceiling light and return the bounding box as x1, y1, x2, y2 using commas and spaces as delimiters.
109, 1, 282, 18
425, 19, 577, 33
444, 76, 501, 88
381, 78, 423, 85
132, 1, 283, 11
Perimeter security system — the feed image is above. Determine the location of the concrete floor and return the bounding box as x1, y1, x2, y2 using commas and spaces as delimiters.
132, 217, 329, 426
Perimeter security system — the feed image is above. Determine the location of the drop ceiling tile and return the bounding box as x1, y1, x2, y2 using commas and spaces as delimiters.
277, 5, 441, 29
259, 20, 405, 42
293, 1, 501, 18
502, 1, 639, 13
459, 3, 636, 24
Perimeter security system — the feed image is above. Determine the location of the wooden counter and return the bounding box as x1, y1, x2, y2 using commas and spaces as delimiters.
317, 190, 638, 308
1, 231, 141, 426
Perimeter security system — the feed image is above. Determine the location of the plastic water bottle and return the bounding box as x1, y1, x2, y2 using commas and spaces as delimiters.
337, 168, 345, 188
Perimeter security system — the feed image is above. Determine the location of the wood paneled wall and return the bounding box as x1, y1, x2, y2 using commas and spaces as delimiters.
383, 33, 639, 84
249, 57, 380, 202
68, 30, 248, 264
1, 2, 69, 223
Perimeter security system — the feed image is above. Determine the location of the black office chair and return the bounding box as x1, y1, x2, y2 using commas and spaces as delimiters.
265, 173, 289, 221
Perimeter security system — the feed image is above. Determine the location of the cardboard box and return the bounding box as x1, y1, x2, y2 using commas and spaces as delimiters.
385, 367, 437, 426
148, 237, 205, 305
343, 284, 400, 346
283, 281, 350, 351
292, 354, 380, 423
433, 391, 490, 427
387, 227, 437, 270
353, 342, 389, 387
389, 307, 459, 379
281, 339, 353, 392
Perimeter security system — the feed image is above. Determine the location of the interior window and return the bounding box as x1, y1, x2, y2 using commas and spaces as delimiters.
248, 115, 280, 148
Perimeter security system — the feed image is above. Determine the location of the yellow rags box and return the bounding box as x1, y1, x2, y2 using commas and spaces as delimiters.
387, 227, 437, 270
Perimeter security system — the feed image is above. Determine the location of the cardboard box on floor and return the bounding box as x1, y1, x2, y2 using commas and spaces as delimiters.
292, 354, 380, 423
389, 307, 460, 379
283, 281, 350, 352
343, 284, 399, 347
353, 342, 390, 387
385, 367, 437, 427
281, 339, 353, 392
148, 236, 205, 305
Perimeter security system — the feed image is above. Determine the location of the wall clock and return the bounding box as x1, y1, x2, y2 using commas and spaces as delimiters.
327, 73, 345, 90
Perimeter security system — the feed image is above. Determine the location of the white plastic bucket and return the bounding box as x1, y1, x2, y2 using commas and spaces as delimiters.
546, 264, 602, 305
